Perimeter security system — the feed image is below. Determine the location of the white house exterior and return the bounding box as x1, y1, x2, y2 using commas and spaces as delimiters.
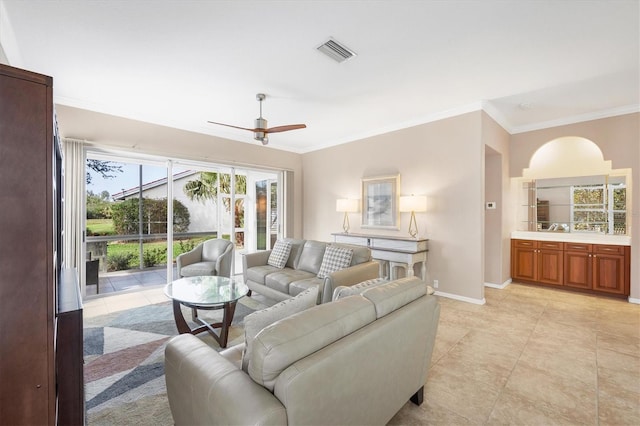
112, 170, 218, 233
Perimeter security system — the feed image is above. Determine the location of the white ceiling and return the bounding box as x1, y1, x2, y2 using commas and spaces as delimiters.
1, 0, 638, 153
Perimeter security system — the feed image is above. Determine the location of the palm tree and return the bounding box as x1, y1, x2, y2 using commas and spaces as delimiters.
183, 172, 247, 203
183, 172, 248, 241
183, 171, 219, 202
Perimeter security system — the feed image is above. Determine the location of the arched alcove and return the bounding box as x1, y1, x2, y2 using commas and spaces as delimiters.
514, 135, 631, 236
522, 136, 613, 179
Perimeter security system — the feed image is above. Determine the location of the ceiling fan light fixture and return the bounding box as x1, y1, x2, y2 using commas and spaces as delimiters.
207, 93, 306, 146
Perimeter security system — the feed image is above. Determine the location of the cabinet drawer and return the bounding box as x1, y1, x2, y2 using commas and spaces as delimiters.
593, 244, 626, 255
539, 241, 563, 250
513, 239, 536, 248
564, 242, 591, 252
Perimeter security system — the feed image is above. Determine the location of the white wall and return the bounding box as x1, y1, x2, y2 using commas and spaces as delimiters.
302, 112, 486, 303
484, 147, 502, 285
482, 112, 511, 287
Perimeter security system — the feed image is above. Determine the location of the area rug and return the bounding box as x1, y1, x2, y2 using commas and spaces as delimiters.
83, 297, 267, 425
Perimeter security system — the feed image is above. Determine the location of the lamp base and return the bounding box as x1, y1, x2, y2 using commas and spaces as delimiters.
408, 211, 418, 238
343, 212, 350, 233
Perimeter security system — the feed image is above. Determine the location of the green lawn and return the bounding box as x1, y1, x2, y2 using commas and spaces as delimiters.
86, 218, 115, 235
105, 235, 217, 270
86, 218, 222, 270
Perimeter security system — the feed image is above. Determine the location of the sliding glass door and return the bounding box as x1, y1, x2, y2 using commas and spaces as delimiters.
85, 151, 284, 294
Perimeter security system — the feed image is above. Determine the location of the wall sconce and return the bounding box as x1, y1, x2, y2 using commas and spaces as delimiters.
336, 198, 359, 233
399, 195, 427, 238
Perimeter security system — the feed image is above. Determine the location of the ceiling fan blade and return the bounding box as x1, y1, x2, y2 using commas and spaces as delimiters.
265, 124, 307, 134
207, 121, 257, 132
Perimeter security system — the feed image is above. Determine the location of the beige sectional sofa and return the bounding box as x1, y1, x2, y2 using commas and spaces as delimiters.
165, 276, 441, 425
242, 238, 379, 303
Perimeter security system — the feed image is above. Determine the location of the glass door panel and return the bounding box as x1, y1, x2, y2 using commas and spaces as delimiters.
85, 158, 169, 293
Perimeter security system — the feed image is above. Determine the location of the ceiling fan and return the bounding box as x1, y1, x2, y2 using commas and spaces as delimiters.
208, 93, 306, 145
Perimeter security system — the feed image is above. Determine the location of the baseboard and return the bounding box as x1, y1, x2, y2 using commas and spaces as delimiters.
433, 290, 486, 305
484, 279, 512, 289
628, 297, 640, 305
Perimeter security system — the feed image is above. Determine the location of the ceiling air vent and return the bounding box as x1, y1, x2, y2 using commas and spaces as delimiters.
317, 38, 357, 63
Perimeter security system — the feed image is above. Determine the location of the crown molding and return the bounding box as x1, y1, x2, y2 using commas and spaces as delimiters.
509, 104, 640, 134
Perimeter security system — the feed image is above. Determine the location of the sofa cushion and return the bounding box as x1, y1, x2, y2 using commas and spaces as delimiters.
265, 269, 316, 294
267, 240, 292, 269
361, 277, 426, 319
242, 287, 318, 373
249, 296, 377, 392
317, 245, 353, 278
296, 240, 327, 274
332, 277, 389, 300
202, 239, 231, 261
179, 262, 217, 277
246, 264, 281, 285
288, 277, 323, 299
284, 238, 306, 269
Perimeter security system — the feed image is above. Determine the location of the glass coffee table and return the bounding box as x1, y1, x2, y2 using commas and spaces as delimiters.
164, 276, 249, 348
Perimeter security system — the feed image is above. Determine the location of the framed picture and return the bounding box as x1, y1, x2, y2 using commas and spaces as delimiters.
361, 174, 400, 229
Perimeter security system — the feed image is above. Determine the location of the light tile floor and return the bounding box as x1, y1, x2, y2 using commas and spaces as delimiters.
83, 280, 640, 425
85, 266, 176, 296
389, 284, 640, 425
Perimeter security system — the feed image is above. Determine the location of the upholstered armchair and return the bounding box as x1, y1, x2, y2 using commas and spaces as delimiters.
176, 239, 234, 278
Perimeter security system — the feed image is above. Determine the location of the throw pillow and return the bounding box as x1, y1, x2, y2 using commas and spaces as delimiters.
317, 245, 353, 279
241, 286, 318, 372
332, 277, 389, 300
267, 240, 292, 269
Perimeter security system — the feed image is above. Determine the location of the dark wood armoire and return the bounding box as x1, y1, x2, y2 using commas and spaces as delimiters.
0, 63, 84, 425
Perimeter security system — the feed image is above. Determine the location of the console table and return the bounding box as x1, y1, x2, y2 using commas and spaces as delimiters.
332, 233, 428, 280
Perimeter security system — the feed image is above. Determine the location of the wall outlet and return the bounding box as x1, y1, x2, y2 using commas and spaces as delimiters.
433, 279, 439, 289
486, 201, 497, 209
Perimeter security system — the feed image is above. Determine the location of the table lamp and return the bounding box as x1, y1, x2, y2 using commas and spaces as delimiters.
399, 195, 427, 238
336, 198, 359, 233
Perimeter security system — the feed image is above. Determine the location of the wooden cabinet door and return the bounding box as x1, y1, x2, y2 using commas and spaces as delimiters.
564, 251, 591, 289
537, 248, 563, 285
0, 65, 55, 426
512, 246, 537, 281
592, 252, 626, 295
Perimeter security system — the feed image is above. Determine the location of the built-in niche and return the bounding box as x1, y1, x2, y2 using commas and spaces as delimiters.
515, 136, 631, 236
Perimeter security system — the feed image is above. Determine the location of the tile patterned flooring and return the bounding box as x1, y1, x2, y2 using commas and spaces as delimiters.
390, 284, 640, 425
85, 267, 176, 296
83, 281, 640, 425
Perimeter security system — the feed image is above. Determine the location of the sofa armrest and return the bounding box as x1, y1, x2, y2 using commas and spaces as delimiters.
321, 261, 380, 303
215, 243, 234, 278
176, 243, 204, 276
165, 334, 287, 426
243, 250, 272, 269
242, 250, 272, 284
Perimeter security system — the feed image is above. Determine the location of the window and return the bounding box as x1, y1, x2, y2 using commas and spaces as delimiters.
571, 182, 626, 234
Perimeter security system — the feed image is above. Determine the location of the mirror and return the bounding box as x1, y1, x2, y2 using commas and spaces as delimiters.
533, 175, 627, 234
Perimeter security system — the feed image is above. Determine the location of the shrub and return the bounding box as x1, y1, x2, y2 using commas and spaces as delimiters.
107, 252, 134, 271
177, 239, 196, 254
143, 247, 167, 267
111, 197, 190, 235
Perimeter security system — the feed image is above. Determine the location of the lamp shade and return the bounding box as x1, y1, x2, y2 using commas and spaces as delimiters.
336, 198, 359, 213
399, 195, 427, 213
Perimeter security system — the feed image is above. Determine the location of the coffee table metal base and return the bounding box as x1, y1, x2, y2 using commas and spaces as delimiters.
171, 300, 237, 348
